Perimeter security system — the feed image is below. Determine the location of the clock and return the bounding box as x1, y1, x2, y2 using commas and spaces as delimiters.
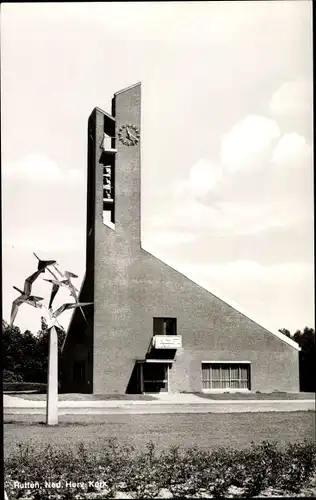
118, 123, 140, 146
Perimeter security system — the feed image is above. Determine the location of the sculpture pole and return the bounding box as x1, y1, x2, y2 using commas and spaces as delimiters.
46, 325, 58, 426
10, 253, 92, 427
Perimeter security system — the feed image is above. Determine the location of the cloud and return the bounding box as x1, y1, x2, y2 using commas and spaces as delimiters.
148, 196, 311, 238
188, 159, 223, 197
180, 260, 312, 285
2, 154, 84, 184
145, 108, 313, 244
269, 80, 312, 117
220, 115, 280, 173
272, 133, 312, 166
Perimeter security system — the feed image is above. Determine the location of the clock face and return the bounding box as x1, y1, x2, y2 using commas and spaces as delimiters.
118, 123, 140, 146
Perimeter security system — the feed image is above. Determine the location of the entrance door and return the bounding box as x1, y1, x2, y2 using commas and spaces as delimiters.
73, 360, 86, 391
142, 363, 169, 393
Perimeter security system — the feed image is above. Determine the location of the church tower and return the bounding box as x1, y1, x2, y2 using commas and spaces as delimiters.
62, 83, 144, 393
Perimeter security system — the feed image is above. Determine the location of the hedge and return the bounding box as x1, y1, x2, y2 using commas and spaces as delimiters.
3, 370, 23, 383
3, 382, 46, 392
4, 439, 316, 499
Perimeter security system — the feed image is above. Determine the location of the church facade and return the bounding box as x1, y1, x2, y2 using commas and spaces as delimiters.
61, 83, 300, 394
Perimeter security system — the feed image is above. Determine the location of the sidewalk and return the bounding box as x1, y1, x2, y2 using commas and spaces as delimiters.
4, 393, 315, 414
3, 393, 214, 407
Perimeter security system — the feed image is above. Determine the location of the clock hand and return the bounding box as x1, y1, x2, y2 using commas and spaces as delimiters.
129, 132, 138, 141
126, 128, 132, 140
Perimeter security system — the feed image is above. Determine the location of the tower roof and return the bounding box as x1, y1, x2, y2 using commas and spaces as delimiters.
114, 82, 141, 96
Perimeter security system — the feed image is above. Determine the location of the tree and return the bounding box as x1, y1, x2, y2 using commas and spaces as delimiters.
278, 328, 292, 338
2, 318, 66, 384
293, 328, 315, 392
279, 327, 315, 392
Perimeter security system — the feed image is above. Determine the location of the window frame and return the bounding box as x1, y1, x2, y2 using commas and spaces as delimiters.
153, 317, 177, 336
201, 362, 251, 392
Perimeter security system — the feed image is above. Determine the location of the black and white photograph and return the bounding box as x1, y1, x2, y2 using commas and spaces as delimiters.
1, 1, 314, 499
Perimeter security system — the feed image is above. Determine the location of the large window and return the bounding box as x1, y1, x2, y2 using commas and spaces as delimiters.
153, 318, 177, 336
202, 363, 250, 390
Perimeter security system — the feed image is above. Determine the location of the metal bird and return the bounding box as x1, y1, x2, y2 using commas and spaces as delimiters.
33, 253, 57, 272
10, 269, 45, 326
44, 266, 78, 301
52, 265, 81, 304
13, 268, 43, 296
53, 264, 78, 283
43, 275, 61, 310
10, 295, 43, 327
10, 256, 58, 327
43, 302, 93, 329
44, 265, 88, 324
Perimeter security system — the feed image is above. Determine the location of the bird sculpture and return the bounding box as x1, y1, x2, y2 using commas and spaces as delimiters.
42, 302, 93, 329
44, 266, 78, 301
10, 269, 44, 326
53, 265, 78, 290
44, 265, 88, 323
43, 269, 68, 309
10, 257, 58, 327
33, 253, 57, 272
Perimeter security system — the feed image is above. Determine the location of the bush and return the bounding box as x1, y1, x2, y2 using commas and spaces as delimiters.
3, 370, 23, 383
3, 382, 46, 392
233, 441, 280, 497
4, 439, 316, 499
277, 439, 316, 493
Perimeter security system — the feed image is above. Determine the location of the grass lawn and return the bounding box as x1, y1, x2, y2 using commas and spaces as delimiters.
194, 391, 315, 400
6, 391, 315, 401
4, 411, 315, 459
6, 392, 156, 401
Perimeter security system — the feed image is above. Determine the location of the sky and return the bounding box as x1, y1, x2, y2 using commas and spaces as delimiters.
1, 1, 314, 334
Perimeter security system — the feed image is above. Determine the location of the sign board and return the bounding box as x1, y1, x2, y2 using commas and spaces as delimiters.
153, 335, 182, 349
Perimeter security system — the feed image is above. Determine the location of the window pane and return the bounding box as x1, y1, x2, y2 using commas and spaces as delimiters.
221, 366, 230, 380
240, 366, 249, 380
202, 365, 210, 379
165, 319, 176, 335
153, 318, 164, 335
211, 366, 220, 380
212, 380, 221, 389
240, 380, 249, 389
222, 380, 230, 388
230, 365, 239, 379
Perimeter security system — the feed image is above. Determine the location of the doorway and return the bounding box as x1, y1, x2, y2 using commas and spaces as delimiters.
73, 360, 86, 391
138, 362, 169, 393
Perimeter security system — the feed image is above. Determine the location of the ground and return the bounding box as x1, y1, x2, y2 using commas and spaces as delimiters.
6, 391, 314, 401
4, 411, 315, 458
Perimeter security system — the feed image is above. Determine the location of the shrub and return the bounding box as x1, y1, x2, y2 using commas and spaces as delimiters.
233, 441, 280, 497
4, 439, 316, 499
3, 382, 46, 392
3, 370, 23, 383
277, 439, 316, 493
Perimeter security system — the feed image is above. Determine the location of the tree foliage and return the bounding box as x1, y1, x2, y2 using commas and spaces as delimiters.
279, 327, 315, 392
2, 318, 66, 383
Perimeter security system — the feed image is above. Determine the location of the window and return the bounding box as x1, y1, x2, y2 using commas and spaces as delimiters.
153, 318, 177, 336
202, 363, 250, 390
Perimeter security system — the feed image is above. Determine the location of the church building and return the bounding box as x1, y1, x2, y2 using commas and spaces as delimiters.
61, 83, 300, 394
